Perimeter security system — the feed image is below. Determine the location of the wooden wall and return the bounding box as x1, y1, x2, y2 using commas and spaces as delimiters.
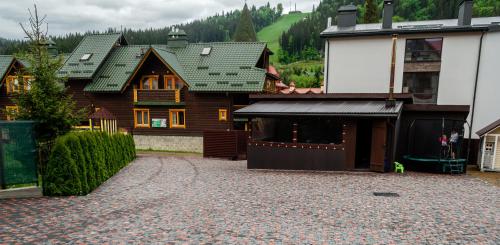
66, 52, 248, 136
0, 63, 22, 120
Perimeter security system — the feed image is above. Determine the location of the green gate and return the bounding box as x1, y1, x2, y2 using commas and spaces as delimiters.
0, 121, 38, 189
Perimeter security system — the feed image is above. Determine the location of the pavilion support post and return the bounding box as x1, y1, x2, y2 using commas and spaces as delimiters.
493, 135, 498, 170
248, 120, 252, 140
89, 119, 93, 131
292, 122, 298, 144
100, 119, 104, 132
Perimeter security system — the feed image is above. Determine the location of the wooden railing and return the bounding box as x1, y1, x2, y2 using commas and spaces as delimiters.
248, 140, 345, 151
133, 89, 183, 103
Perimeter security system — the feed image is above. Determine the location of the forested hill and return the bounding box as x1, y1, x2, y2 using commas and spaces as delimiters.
0, 3, 284, 55
279, 0, 500, 63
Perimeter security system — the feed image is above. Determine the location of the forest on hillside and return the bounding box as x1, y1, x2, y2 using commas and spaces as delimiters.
0, 3, 283, 55
279, 0, 500, 64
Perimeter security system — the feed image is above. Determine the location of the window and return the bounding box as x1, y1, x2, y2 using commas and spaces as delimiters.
80, 53, 93, 61
169, 109, 186, 128
403, 72, 439, 104
219, 109, 227, 121
5, 106, 19, 121
23, 76, 33, 91
201, 47, 212, 56
405, 38, 443, 63
134, 109, 150, 128
140, 76, 159, 90
164, 75, 184, 90
6, 76, 20, 93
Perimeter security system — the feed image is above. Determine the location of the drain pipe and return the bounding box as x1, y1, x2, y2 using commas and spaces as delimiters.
467, 31, 486, 169
324, 17, 332, 94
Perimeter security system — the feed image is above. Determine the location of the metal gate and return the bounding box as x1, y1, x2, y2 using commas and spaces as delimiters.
0, 121, 38, 189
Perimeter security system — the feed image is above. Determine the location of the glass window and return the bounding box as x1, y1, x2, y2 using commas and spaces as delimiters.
134, 109, 149, 127
219, 109, 227, 121
169, 109, 186, 128
142, 78, 150, 90
405, 38, 443, 63
175, 78, 184, 90
140, 76, 159, 90
402, 72, 439, 104
6, 76, 20, 94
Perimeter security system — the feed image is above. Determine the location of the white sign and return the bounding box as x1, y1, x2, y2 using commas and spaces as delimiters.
152, 119, 167, 128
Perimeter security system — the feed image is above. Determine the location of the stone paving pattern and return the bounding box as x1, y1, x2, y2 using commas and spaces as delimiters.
0, 156, 499, 244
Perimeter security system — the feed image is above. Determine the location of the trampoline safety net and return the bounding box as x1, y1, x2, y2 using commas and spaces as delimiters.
0, 121, 38, 188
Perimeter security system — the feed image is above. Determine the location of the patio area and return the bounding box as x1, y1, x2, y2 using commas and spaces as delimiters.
0, 155, 498, 244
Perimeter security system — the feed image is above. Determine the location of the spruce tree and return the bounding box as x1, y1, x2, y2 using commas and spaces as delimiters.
364, 0, 379, 24
233, 4, 258, 42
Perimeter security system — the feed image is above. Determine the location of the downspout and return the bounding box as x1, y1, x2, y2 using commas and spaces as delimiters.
324, 40, 330, 93
466, 31, 485, 169
324, 17, 332, 94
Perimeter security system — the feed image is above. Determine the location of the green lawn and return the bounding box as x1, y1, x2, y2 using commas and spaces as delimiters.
257, 13, 309, 64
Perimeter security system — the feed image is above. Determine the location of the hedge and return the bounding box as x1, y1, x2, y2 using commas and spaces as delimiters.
44, 131, 136, 196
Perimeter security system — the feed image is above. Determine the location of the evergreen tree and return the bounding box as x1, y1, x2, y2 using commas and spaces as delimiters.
13, 5, 84, 142
233, 4, 258, 42
364, 0, 379, 23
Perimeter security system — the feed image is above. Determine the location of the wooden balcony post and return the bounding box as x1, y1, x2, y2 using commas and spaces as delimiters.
175, 89, 180, 103
133, 89, 138, 103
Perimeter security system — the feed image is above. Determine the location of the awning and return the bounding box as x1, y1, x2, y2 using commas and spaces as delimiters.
234, 101, 403, 117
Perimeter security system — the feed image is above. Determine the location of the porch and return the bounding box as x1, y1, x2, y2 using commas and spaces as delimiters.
235, 101, 403, 172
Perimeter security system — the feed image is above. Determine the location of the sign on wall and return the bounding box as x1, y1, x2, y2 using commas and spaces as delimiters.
152, 119, 167, 128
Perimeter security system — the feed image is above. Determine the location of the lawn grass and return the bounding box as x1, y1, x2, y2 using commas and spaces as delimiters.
257, 12, 309, 64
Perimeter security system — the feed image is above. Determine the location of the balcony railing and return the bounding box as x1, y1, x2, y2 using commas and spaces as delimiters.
133, 89, 184, 105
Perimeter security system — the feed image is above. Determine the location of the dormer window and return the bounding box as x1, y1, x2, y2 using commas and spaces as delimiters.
80, 53, 93, 62
201, 47, 212, 56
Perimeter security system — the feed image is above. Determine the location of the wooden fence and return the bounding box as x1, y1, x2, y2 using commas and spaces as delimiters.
203, 130, 249, 160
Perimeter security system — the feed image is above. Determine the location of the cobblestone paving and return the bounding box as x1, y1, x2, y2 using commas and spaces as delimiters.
1, 156, 499, 244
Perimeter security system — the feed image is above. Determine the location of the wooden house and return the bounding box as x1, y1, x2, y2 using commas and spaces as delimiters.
0, 55, 32, 121
58, 30, 277, 152
477, 119, 500, 172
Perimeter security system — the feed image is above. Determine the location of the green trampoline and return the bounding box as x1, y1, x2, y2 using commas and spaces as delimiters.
404, 118, 467, 174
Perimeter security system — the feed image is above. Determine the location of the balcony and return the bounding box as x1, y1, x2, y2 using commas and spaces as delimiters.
133, 89, 185, 106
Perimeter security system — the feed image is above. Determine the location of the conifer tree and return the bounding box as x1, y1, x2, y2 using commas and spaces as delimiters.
233, 4, 258, 42
364, 0, 379, 23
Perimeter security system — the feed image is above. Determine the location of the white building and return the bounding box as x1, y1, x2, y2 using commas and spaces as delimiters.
321, 0, 500, 142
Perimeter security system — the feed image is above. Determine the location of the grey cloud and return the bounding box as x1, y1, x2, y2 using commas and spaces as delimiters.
0, 0, 320, 39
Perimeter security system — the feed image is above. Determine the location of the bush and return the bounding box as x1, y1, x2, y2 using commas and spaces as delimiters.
44, 132, 136, 196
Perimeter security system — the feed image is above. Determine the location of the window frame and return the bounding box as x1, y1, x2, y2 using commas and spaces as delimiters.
404, 37, 443, 63
219, 109, 228, 121
164, 75, 185, 90
5, 105, 19, 121
6, 76, 20, 94
139, 75, 159, 90
133, 108, 150, 128
169, 109, 186, 128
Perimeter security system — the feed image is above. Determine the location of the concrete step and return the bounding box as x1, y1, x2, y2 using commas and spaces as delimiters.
0, 186, 43, 199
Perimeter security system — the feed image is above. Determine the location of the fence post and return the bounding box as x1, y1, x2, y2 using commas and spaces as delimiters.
0, 141, 5, 189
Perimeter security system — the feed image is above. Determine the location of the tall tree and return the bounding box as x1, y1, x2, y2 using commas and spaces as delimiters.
364, 0, 379, 23
14, 5, 84, 142
233, 4, 258, 42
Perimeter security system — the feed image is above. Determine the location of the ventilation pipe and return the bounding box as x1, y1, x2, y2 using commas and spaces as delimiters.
458, 0, 474, 26
382, 0, 394, 29
386, 34, 398, 108
337, 4, 357, 29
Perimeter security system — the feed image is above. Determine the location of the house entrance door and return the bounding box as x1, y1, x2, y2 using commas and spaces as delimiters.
370, 120, 387, 172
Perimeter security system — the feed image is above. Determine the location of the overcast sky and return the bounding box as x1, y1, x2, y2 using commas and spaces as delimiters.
0, 0, 320, 40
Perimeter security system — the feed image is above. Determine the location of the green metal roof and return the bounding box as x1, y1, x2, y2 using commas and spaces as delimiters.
68, 33, 268, 93
0, 55, 14, 82
171, 42, 267, 92
59, 33, 124, 79
84, 45, 148, 92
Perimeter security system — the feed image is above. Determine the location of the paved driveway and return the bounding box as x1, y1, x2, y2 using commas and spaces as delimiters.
1, 155, 499, 244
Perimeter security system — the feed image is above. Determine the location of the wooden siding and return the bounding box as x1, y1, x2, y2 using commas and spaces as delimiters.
203, 130, 248, 159
0, 64, 22, 120
66, 51, 251, 137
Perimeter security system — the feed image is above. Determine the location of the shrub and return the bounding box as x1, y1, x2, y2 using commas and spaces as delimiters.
44, 132, 136, 196
44, 137, 82, 196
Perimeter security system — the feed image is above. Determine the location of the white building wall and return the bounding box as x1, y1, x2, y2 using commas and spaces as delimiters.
325, 31, 500, 139
473, 31, 500, 138
326, 37, 396, 94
